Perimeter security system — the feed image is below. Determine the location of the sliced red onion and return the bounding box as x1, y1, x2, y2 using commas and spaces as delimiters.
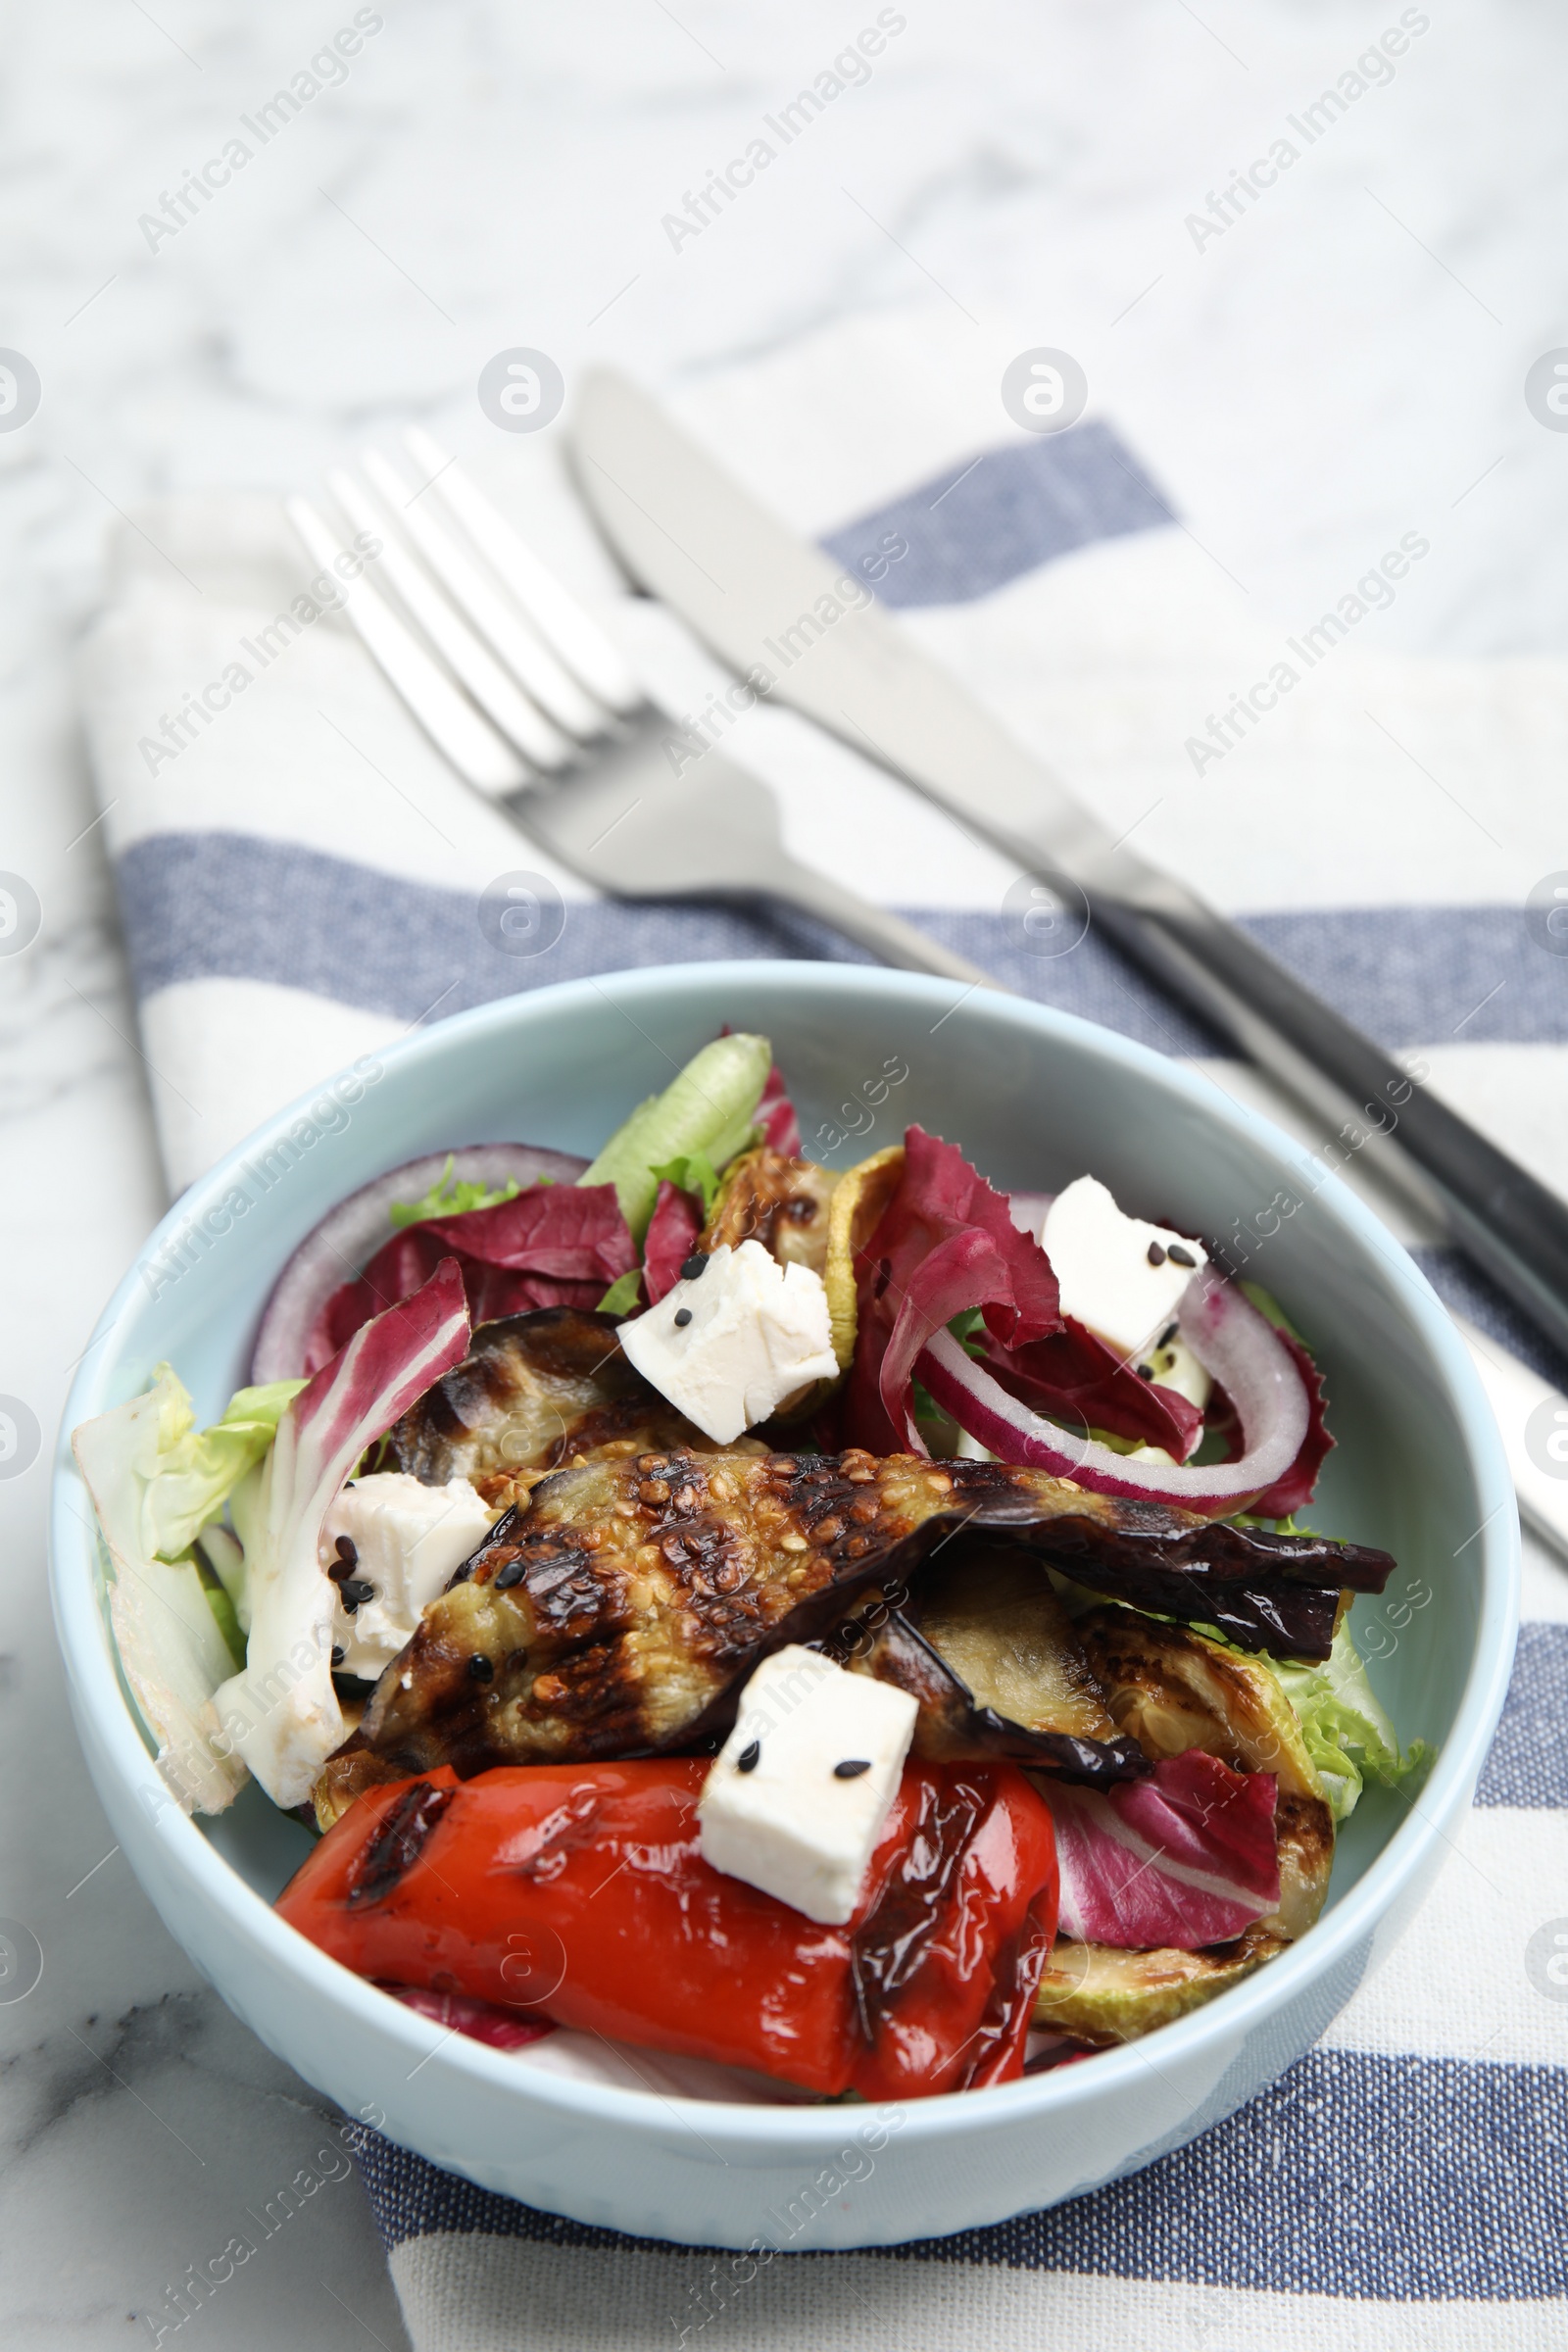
251, 1144, 587, 1385
918, 1272, 1310, 1516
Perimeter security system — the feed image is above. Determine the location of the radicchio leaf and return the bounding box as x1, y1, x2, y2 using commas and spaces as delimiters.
1049, 1748, 1280, 1949
756, 1057, 802, 1155
977, 1320, 1205, 1462
642, 1178, 705, 1305
849, 1127, 1063, 1452
304, 1184, 635, 1370
214, 1259, 472, 1809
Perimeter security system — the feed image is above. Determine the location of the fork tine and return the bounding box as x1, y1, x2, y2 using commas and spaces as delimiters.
403, 425, 643, 715
328, 467, 573, 772
360, 448, 605, 741
285, 495, 526, 798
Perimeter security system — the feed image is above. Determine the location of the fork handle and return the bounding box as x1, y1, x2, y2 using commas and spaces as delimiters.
759, 857, 997, 987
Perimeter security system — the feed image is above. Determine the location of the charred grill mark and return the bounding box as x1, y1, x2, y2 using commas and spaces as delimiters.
390, 1307, 680, 1485
345, 1780, 454, 1907
446, 1501, 524, 1592
542, 1395, 695, 1468
850, 1772, 985, 2038
357, 1446, 1396, 1780
523, 1639, 649, 1752
526, 1546, 627, 1643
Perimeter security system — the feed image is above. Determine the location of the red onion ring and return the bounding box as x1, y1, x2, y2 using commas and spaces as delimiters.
250, 1144, 587, 1385
917, 1272, 1310, 1516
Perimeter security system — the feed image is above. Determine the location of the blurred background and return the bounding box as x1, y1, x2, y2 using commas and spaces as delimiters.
2, 3, 1563, 2341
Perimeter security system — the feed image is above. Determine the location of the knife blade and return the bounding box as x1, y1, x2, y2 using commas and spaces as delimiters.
570, 368, 1568, 1368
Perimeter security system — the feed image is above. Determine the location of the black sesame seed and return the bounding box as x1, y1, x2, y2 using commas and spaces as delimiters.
494, 1558, 526, 1591
673, 1307, 693, 1328
736, 1739, 760, 1773
1157, 1322, 1177, 1348
338, 1578, 373, 1613
1167, 1243, 1197, 1267
330, 1645, 345, 1668
1136, 1363, 1153, 1382
1146, 1241, 1166, 1266
680, 1253, 709, 1282
467, 1654, 495, 1683
334, 1534, 358, 1567
833, 1758, 871, 1779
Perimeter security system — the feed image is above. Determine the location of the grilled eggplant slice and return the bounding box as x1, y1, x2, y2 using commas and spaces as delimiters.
820, 1145, 905, 1372
1078, 1606, 1335, 1939
312, 1737, 408, 1833
702, 1144, 904, 1408
1034, 1924, 1285, 2046
702, 1147, 841, 1277
834, 1545, 1148, 1786
387, 1306, 727, 1493
944, 1461, 1393, 1659
358, 1447, 1394, 1777
918, 1545, 1127, 1746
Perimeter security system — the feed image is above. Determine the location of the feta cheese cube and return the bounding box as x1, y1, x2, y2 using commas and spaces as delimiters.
698, 1644, 918, 1925
619, 1240, 839, 1445
320, 1472, 493, 1678
1042, 1175, 1209, 1367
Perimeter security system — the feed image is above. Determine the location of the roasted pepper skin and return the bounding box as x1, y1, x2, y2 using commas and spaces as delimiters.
276, 1758, 1057, 2099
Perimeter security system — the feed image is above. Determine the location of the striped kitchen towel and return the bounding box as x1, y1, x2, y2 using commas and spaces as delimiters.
78, 309, 1568, 2348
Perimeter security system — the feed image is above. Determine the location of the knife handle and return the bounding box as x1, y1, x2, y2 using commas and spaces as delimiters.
1097, 894, 1568, 1361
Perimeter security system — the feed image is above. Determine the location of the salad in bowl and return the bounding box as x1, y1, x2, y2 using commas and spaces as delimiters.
74, 1028, 1428, 2105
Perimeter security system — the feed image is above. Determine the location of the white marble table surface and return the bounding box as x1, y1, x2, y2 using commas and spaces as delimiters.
2, 2, 1565, 2342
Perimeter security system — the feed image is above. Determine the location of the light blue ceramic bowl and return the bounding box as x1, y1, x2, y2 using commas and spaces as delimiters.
50, 963, 1518, 2247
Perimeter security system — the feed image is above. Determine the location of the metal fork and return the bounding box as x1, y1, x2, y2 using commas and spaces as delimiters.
286, 430, 988, 985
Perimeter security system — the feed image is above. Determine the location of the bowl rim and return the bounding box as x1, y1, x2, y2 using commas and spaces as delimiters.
49, 959, 1521, 2156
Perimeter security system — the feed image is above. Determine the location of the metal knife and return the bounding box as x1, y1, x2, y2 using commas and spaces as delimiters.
570, 368, 1568, 1367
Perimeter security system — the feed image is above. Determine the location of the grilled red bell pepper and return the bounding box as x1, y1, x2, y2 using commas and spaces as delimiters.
276, 1758, 1057, 2098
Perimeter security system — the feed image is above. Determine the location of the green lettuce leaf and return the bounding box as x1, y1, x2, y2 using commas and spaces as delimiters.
579, 1033, 771, 1238
73, 1368, 254, 1815
191, 1542, 248, 1670
596, 1269, 644, 1316
139, 1370, 307, 1563
386, 1153, 527, 1228
1269, 1618, 1431, 1822
648, 1152, 721, 1216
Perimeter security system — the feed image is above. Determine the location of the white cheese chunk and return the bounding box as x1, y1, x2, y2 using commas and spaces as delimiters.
698, 1644, 917, 1925
619, 1240, 839, 1445
1042, 1175, 1210, 1368
320, 1472, 493, 1678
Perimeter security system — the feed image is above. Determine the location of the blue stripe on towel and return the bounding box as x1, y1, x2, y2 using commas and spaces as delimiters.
117, 834, 1568, 1051
348, 2045, 1568, 2297
114, 832, 1223, 1056
1475, 1622, 1568, 1807
819, 425, 1175, 607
